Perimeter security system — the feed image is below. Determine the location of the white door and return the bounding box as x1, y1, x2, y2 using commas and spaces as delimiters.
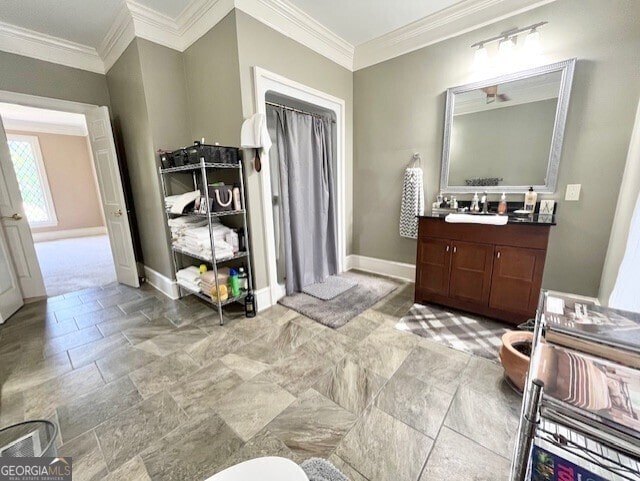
85, 107, 139, 287
0, 116, 46, 299
0, 223, 23, 323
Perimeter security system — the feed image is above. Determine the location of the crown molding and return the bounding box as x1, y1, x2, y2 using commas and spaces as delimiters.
235, 0, 354, 71
99, 2, 135, 72
0, 20, 104, 74
354, 0, 557, 70
127, 0, 182, 50
177, 0, 235, 49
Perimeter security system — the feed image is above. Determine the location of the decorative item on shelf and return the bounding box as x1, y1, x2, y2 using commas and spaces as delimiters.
540, 199, 555, 215
498, 193, 508, 214
245, 290, 256, 318
208, 184, 234, 212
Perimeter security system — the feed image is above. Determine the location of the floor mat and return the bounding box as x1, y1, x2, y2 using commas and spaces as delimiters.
302, 275, 357, 300
279, 271, 398, 328
395, 303, 510, 360
34, 235, 117, 297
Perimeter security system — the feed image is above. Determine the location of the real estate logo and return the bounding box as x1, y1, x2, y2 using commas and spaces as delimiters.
0, 457, 72, 481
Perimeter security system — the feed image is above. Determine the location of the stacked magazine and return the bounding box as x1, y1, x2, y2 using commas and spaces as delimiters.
525, 291, 640, 481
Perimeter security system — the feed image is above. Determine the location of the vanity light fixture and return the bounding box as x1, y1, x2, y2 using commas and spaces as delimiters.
473, 43, 489, 71
471, 21, 548, 70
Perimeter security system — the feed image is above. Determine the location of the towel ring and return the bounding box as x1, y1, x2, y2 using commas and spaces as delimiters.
409, 152, 422, 168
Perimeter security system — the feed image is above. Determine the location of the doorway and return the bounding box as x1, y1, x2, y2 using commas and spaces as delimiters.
253, 67, 347, 306
0, 91, 139, 320
1, 105, 116, 297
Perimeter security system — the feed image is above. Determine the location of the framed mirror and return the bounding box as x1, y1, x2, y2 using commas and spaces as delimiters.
440, 58, 576, 194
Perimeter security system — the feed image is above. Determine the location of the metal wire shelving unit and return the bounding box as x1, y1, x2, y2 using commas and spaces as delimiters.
158, 157, 253, 326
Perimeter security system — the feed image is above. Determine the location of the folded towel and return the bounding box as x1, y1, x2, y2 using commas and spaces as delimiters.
170, 190, 201, 214
176, 266, 201, 284
445, 213, 509, 225
201, 267, 230, 284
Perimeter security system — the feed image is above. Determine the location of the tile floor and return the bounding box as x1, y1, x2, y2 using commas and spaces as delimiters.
0, 280, 521, 481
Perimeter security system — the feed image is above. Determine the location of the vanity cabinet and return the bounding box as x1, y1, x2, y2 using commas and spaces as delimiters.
415, 217, 552, 325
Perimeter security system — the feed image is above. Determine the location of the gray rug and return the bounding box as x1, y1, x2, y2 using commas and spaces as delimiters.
279, 271, 399, 328
301, 458, 348, 481
302, 275, 357, 300
396, 303, 509, 360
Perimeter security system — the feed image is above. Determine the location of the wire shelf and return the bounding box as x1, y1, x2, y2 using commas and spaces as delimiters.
177, 283, 248, 308
166, 209, 245, 218
160, 162, 241, 174
536, 418, 640, 481
171, 246, 247, 263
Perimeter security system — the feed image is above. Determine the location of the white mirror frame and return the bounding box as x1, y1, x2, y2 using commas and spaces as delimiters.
440, 58, 576, 194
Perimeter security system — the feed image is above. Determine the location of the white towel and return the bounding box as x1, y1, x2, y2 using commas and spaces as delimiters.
241, 113, 272, 156
445, 213, 509, 225
399, 167, 425, 239
170, 190, 201, 214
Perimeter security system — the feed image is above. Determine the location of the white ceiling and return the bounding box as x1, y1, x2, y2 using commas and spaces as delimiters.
0, 0, 123, 48
0, 0, 554, 73
288, 0, 461, 45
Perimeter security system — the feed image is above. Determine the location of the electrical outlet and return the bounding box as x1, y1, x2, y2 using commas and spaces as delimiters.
565, 184, 581, 201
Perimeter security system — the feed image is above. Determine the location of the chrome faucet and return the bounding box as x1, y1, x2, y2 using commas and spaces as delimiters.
481, 192, 489, 214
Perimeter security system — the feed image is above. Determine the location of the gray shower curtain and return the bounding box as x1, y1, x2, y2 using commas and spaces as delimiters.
274, 108, 338, 294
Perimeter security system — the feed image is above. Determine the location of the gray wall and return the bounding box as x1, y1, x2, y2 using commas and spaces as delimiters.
0, 50, 110, 106
449, 99, 556, 186
107, 39, 191, 279
353, 0, 640, 296
235, 9, 354, 290
183, 11, 243, 146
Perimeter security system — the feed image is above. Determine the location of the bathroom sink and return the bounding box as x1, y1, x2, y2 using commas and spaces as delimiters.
445, 213, 508, 225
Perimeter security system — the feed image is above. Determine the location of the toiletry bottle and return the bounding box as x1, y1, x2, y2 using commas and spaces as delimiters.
498, 193, 507, 215
524, 187, 537, 212
238, 267, 248, 291
229, 268, 240, 297
232, 185, 241, 211
436, 192, 444, 208
471, 192, 480, 212
452, 196, 458, 209
245, 291, 256, 318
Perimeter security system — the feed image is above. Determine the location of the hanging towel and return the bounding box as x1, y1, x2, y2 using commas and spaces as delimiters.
399, 154, 425, 239
240, 113, 272, 155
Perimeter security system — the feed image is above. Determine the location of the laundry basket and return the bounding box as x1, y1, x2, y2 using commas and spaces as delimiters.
0, 420, 58, 457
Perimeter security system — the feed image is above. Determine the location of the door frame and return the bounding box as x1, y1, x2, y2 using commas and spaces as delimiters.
0, 90, 135, 296
253, 67, 347, 306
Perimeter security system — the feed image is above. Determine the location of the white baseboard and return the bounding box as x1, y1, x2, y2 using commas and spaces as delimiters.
254, 287, 271, 312
144, 265, 180, 300
346, 254, 415, 283
32, 226, 107, 242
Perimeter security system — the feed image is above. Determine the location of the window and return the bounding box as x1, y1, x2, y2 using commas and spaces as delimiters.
7, 134, 57, 227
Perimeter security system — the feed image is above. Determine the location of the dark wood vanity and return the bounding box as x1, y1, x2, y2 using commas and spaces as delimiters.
414, 216, 554, 326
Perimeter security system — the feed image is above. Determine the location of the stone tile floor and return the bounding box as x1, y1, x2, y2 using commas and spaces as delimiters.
0, 280, 521, 480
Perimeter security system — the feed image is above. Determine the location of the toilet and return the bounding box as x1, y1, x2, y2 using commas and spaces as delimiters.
205, 456, 309, 481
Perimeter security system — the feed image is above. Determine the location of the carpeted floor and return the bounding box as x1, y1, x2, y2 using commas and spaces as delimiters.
34, 235, 117, 297
278, 271, 399, 328
396, 303, 510, 360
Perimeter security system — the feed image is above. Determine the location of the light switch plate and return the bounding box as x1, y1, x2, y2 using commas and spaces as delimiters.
565, 184, 581, 201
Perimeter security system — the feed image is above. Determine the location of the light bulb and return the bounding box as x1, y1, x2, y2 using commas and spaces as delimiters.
473, 44, 489, 72
497, 37, 516, 70
524, 28, 541, 56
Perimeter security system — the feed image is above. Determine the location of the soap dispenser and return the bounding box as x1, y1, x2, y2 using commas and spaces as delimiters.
524, 187, 537, 212
498, 193, 507, 215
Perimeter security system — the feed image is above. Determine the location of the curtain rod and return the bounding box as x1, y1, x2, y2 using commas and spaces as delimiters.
265, 101, 336, 123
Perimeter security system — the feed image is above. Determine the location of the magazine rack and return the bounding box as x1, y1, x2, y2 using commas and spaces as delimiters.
510, 290, 640, 481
